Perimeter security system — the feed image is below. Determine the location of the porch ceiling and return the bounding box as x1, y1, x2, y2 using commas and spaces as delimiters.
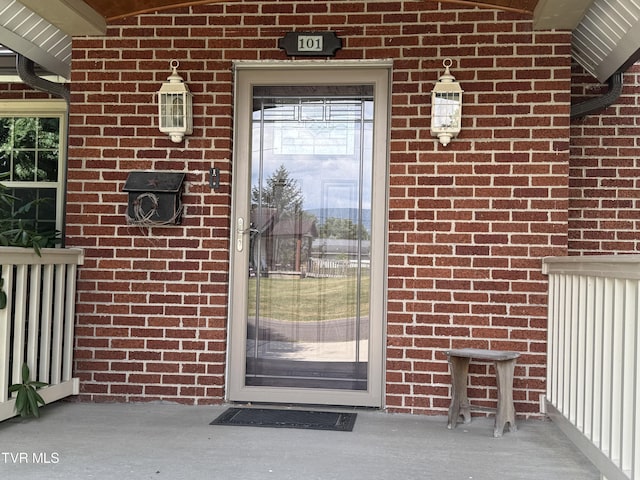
82, 0, 541, 21
0, 0, 638, 83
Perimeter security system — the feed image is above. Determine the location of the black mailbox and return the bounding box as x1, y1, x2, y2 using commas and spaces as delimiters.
123, 171, 186, 225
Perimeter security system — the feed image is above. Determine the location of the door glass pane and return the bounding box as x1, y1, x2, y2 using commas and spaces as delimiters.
246, 85, 373, 391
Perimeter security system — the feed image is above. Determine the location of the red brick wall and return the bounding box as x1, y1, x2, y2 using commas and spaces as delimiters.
569, 63, 640, 254
67, 1, 572, 414
0, 83, 54, 100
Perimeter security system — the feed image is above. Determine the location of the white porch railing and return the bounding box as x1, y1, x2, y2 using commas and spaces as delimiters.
543, 255, 640, 480
0, 247, 83, 421
307, 258, 370, 278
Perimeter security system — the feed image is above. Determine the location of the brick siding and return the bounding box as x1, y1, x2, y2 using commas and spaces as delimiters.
49, 1, 574, 414
569, 63, 640, 254
0, 81, 54, 99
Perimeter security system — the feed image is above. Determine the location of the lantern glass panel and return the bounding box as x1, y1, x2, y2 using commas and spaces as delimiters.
432, 92, 461, 130
160, 93, 185, 129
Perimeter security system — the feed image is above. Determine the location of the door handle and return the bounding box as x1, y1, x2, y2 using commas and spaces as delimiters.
236, 217, 244, 252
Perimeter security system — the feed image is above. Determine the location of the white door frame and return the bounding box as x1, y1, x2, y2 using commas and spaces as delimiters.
227, 60, 391, 407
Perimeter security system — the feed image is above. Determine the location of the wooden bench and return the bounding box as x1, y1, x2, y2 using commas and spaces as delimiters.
445, 348, 520, 437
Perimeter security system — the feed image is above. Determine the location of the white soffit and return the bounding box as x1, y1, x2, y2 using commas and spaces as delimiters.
19, 0, 105, 36
0, 0, 105, 79
572, 0, 640, 82
0, 0, 70, 78
534, 0, 596, 30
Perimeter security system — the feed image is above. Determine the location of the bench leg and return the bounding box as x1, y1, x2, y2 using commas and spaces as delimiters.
493, 358, 517, 437
447, 356, 471, 429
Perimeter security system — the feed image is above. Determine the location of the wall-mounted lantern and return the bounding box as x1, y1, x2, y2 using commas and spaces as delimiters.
430, 58, 463, 147
158, 60, 193, 143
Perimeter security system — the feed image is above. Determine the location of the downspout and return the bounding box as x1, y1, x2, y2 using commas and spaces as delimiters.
16, 54, 70, 104
570, 71, 623, 119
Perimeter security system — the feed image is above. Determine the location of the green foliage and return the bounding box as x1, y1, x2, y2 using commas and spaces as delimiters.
0, 117, 60, 182
251, 164, 304, 218
0, 217, 61, 255
248, 275, 370, 322
0, 177, 60, 254
8, 363, 48, 418
318, 216, 370, 240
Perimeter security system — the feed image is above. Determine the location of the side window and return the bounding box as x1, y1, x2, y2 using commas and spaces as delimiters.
0, 101, 66, 242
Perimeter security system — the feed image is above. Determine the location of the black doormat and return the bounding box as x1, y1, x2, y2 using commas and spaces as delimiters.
210, 407, 357, 432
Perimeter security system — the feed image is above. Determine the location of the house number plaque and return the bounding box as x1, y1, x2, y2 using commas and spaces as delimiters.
278, 31, 342, 57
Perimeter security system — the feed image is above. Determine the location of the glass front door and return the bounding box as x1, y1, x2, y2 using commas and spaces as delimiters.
228, 63, 390, 407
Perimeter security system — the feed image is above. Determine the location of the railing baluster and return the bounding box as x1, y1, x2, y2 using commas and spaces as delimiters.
634, 283, 640, 480
574, 276, 587, 428
27, 264, 42, 374
610, 279, 624, 467
593, 276, 604, 449
51, 264, 66, 385
563, 274, 573, 415
620, 279, 636, 476
63, 264, 78, 381
12, 265, 28, 385
583, 276, 596, 442
569, 274, 579, 424
602, 278, 614, 456
39, 264, 55, 383
557, 273, 567, 411
546, 273, 558, 406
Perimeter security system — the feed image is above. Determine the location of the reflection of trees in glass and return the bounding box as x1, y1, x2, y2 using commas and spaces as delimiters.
252, 165, 318, 272
319, 217, 370, 240
0, 119, 11, 175
0, 117, 59, 181
252, 164, 303, 218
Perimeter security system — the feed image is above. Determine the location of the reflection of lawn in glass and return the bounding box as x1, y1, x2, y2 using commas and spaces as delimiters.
249, 275, 370, 322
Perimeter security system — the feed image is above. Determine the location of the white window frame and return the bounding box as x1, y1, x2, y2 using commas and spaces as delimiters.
0, 99, 67, 238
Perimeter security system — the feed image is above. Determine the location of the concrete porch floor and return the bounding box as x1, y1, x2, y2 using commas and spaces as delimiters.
0, 402, 599, 480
